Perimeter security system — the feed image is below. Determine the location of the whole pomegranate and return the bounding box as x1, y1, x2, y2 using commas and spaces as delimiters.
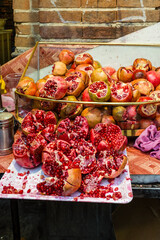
58, 95, 83, 119
117, 67, 133, 83
93, 60, 102, 69
81, 87, 95, 107
59, 49, 75, 65
112, 106, 127, 122
16, 78, 37, 96
52, 61, 67, 76
35, 78, 46, 94
139, 119, 155, 129
101, 115, 115, 125
102, 66, 116, 77
133, 58, 152, 72
146, 70, 160, 87
125, 105, 139, 121
154, 115, 160, 128
117, 120, 140, 130
81, 107, 102, 128
91, 68, 110, 84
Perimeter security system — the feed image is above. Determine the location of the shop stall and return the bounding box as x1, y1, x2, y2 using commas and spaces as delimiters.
1, 24, 160, 239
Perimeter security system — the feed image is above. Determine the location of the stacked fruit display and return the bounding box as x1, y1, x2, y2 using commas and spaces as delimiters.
12, 109, 127, 197
16, 49, 160, 131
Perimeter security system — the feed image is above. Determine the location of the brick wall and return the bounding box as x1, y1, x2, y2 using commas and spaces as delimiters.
13, 0, 160, 52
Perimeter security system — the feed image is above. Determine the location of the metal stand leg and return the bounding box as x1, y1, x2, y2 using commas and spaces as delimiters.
10, 199, 21, 240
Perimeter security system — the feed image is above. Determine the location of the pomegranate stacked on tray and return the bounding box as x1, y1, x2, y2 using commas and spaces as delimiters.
16, 49, 160, 131
12, 109, 127, 197
13, 49, 160, 197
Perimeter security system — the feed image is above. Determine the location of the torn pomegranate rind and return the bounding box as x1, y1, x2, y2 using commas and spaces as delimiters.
97, 151, 128, 179
37, 168, 81, 196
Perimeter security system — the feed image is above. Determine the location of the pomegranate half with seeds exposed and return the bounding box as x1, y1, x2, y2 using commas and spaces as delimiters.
37, 168, 81, 196
43, 76, 68, 99
65, 74, 85, 97
72, 139, 97, 174
75, 64, 94, 78
13, 133, 47, 168
110, 81, 132, 102
137, 96, 157, 119
90, 123, 127, 153
66, 70, 89, 87
97, 149, 127, 178
80, 168, 105, 194
38, 140, 81, 196
56, 116, 89, 145
88, 81, 111, 102
21, 109, 57, 136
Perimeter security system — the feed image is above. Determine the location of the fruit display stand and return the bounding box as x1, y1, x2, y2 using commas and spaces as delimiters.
13, 42, 160, 191
1, 40, 160, 240
15, 41, 160, 136
2, 42, 160, 196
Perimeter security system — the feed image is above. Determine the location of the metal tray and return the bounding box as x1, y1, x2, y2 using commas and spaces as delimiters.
0, 156, 133, 204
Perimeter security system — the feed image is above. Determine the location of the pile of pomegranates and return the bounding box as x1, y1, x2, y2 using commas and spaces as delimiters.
12, 109, 127, 198
16, 49, 160, 131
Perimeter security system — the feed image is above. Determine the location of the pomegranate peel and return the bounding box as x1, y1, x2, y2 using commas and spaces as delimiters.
65, 75, 85, 97
43, 76, 68, 100
88, 81, 111, 102
63, 168, 82, 196
96, 149, 128, 179
59, 49, 75, 65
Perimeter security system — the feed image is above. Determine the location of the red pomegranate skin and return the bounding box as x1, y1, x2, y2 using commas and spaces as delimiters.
43, 76, 68, 99
13, 134, 47, 168
137, 96, 157, 118
81, 87, 95, 107
59, 49, 75, 65
75, 53, 93, 66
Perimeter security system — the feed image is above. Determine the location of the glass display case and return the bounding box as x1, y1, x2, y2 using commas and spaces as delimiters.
15, 42, 160, 136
